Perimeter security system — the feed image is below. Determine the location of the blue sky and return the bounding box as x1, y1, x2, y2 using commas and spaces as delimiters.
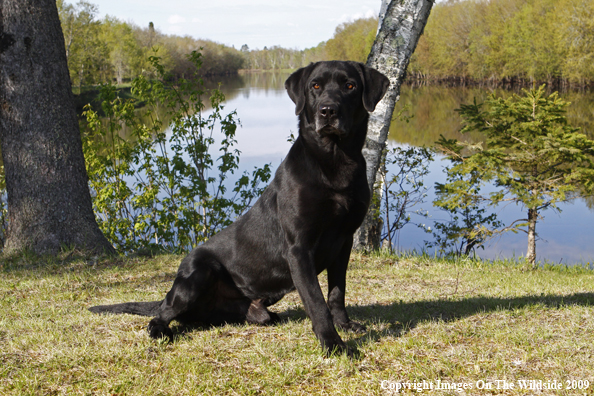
92, 0, 381, 50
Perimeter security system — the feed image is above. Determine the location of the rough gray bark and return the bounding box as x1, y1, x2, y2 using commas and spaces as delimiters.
353, 0, 434, 250
0, 0, 115, 255
377, 0, 390, 34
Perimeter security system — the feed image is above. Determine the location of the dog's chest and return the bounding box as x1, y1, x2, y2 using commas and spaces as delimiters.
330, 188, 368, 231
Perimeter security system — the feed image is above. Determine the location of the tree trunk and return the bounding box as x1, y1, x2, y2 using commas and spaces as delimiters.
377, 0, 390, 34
0, 0, 115, 256
353, 0, 434, 250
526, 208, 537, 269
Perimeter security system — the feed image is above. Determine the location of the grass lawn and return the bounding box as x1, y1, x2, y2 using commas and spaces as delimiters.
1, 252, 593, 395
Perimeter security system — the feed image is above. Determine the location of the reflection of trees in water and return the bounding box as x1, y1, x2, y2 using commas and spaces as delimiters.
390, 84, 594, 146
203, 71, 291, 98
237, 71, 291, 91
203, 74, 247, 98
584, 195, 594, 211
563, 91, 594, 140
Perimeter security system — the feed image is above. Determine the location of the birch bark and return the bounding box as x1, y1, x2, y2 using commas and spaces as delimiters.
353, 0, 434, 250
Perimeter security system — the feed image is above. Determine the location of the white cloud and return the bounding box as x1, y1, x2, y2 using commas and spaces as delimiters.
167, 25, 183, 34
168, 14, 186, 24
334, 8, 376, 24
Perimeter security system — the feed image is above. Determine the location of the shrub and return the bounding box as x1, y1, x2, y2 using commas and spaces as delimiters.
83, 51, 271, 253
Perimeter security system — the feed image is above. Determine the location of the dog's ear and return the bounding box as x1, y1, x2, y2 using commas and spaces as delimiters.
350, 62, 390, 112
285, 63, 315, 115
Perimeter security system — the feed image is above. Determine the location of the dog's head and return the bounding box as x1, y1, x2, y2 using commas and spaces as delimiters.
285, 61, 389, 138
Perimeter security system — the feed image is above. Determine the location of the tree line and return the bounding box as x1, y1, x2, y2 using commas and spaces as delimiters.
59, 0, 594, 88
251, 0, 594, 87
57, 0, 244, 89
240, 17, 378, 70
408, 0, 594, 86
58, 0, 379, 86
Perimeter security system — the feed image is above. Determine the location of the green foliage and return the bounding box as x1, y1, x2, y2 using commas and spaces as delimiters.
435, 86, 594, 264
241, 46, 306, 71
82, 52, 271, 253
325, 17, 378, 63
99, 16, 144, 85
409, 0, 594, 84
408, 0, 481, 79
380, 146, 434, 253
58, 0, 107, 88
301, 41, 328, 65
430, 164, 503, 257
388, 85, 594, 148
500, 0, 563, 82
57, 0, 244, 87
241, 17, 378, 70
163, 38, 244, 77
561, 0, 594, 82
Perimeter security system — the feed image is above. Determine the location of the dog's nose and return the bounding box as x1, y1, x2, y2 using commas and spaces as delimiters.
319, 104, 338, 119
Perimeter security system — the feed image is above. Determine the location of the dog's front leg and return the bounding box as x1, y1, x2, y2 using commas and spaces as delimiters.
287, 246, 351, 356
327, 238, 366, 333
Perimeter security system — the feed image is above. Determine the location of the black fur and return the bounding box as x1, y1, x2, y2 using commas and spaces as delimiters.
89, 301, 161, 316
89, 61, 389, 356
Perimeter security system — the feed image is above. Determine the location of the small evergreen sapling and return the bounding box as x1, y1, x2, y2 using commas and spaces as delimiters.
435, 86, 594, 267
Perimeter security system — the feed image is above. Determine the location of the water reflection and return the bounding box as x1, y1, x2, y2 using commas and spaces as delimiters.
389, 84, 594, 146
204, 71, 290, 99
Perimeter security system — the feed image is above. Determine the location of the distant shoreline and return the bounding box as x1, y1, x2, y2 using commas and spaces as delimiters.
405, 74, 594, 91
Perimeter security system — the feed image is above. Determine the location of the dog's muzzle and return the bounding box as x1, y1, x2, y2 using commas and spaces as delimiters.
316, 103, 344, 136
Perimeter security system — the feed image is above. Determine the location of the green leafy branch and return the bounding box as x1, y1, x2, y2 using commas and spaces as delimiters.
82, 51, 271, 253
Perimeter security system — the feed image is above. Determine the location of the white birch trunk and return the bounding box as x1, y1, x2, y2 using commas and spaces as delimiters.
353, 0, 434, 250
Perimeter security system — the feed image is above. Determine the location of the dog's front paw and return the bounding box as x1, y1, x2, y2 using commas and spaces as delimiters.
322, 338, 348, 356
319, 333, 359, 358
147, 318, 173, 340
336, 320, 366, 334
323, 340, 359, 358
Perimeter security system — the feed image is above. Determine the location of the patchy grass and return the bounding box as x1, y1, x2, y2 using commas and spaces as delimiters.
1, 252, 594, 395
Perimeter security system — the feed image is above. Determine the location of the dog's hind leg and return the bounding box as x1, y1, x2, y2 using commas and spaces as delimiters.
148, 259, 218, 340
246, 299, 279, 325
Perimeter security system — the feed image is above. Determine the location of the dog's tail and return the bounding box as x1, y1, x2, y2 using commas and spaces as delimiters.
88, 301, 162, 317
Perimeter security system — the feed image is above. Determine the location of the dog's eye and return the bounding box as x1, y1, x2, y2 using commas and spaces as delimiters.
346, 83, 355, 90
313, 83, 320, 90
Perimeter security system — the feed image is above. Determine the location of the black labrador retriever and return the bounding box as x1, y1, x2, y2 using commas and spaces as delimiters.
90, 61, 389, 355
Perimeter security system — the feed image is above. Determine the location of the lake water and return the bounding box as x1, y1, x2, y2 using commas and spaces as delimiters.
206, 72, 594, 265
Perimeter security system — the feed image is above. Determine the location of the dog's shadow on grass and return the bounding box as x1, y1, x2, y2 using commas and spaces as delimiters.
239, 292, 594, 353
150, 293, 594, 356
158, 292, 594, 354
342, 292, 594, 350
